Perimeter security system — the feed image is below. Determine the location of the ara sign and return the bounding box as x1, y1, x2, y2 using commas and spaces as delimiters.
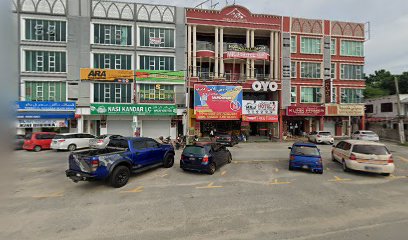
251, 81, 278, 92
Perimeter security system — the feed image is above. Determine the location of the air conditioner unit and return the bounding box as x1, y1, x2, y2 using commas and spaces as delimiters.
317, 92, 322, 96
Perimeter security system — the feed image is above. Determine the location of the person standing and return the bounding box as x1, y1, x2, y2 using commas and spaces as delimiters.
210, 129, 215, 141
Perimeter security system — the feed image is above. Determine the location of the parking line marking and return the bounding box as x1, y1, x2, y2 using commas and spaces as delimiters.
390, 174, 407, 179
121, 186, 144, 193
196, 182, 223, 189
33, 191, 64, 199
397, 156, 408, 163
221, 171, 227, 176
328, 176, 351, 182
269, 179, 291, 185
275, 168, 279, 173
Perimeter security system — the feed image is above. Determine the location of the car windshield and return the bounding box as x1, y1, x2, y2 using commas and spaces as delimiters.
293, 146, 320, 156
24, 134, 32, 140
352, 145, 390, 155
318, 132, 331, 136
183, 146, 206, 155
361, 131, 376, 135
54, 135, 66, 139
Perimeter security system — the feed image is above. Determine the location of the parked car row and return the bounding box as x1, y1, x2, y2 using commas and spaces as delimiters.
307, 130, 380, 145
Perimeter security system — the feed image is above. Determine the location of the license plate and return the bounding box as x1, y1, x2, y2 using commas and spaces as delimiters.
365, 166, 380, 171
189, 157, 195, 161
302, 165, 309, 169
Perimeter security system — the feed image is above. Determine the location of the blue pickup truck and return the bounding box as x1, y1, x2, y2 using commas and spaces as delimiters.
65, 137, 175, 188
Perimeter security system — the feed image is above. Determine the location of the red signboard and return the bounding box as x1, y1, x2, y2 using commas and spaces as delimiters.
226, 51, 269, 60
286, 106, 325, 116
242, 115, 278, 122
196, 112, 241, 120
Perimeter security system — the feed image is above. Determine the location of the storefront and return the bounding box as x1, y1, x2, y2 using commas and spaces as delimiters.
16, 101, 76, 134
242, 100, 279, 137
284, 106, 325, 136
325, 104, 364, 137
89, 103, 177, 138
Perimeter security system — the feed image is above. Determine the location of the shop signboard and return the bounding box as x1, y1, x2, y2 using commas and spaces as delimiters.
90, 104, 177, 116
135, 70, 185, 83
194, 84, 243, 120
17, 101, 76, 112
286, 106, 325, 116
326, 104, 364, 116
17, 112, 75, 119
324, 79, 333, 103
242, 115, 278, 122
226, 43, 269, 60
18, 119, 68, 128
242, 100, 278, 115
80, 68, 134, 82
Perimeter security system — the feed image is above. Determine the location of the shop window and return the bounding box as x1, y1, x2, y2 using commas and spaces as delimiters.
301, 62, 321, 79
94, 24, 132, 46
93, 83, 132, 103
291, 61, 297, 78
25, 81, 66, 101
380, 103, 393, 113
139, 27, 175, 48
139, 55, 175, 71
25, 19, 66, 42
365, 104, 373, 113
301, 87, 322, 103
300, 37, 322, 54
341, 88, 363, 103
291, 86, 297, 103
25, 51, 66, 72
341, 64, 364, 80
140, 84, 174, 102
94, 53, 132, 70
290, 36, 297, 53
340, 40, 364, 57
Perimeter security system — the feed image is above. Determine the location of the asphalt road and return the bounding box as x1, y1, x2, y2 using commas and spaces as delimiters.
1, 141, 407, 240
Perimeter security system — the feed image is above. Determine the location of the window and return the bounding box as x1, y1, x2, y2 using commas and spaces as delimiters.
331, 87, 337, 103
331, 63, 336, 79
139, 27, 175, 48
341, 40, 364, 57
25, 51, 66, 72
93, 83, 132, 103
25, 19, 66, 42
132, 141, 146, 150
341, 64, 364, 80
94, 53, 132, 70
301, 62, 321, 79
330, 39, 336, 55
290, 36, 297, 53
291, 86, 297, 103
341, 88, 364, 103
300, 37, 322, 54
291, 61, 297, 78
94, 24, 132, 46
139, 56, 175, 71
365, 104, 373, 113
301, 87, 322, 103
140, 84, 175, 102
25, 81, 66, 101
380, 103, 393, 113
146, 140, 159, 148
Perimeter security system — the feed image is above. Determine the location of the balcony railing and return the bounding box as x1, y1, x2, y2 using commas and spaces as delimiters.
197, 41, 215, 51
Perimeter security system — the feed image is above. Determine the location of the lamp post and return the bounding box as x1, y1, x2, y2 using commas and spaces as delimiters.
394, 76, 406, 144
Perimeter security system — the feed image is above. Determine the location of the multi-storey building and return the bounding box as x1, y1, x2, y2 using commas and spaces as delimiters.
13, 0, 186, 138
186, 5, 366, 139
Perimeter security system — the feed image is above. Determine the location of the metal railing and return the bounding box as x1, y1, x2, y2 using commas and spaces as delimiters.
197, 41, 215, 51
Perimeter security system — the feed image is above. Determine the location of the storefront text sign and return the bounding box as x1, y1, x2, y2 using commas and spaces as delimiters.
286, 106, 325, 116
242, 100, 278, 115
17, 101, 76, 112
80, 68, 134, 82
325, 104, 364, 116
196, 112, 241, 120
252, 81, 278, 92
135, 70, 185, 83
242, 115, 278, 122
90, 104, 177, 116
149, 38, 162, 45
226, 43, 269, 60
18, 119, 67, 128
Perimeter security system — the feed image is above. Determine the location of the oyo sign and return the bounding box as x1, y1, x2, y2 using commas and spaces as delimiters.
252, 81, 278, 92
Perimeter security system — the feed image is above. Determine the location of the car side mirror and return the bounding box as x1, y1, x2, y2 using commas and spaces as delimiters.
288, 147, 292, 149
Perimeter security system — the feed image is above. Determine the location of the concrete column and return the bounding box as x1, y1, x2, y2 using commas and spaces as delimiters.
246, 29, 250, 79
219, 28, 224, 77
251, 30, 255, 79
270, 31, 274, 79
192, 25, 197, 77
240, 61, 244, 75
187, 25, 192, 77
274, 32, 279, 80
214, 27, 219, 78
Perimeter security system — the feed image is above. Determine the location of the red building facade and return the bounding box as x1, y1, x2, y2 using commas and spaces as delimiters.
186, 5, 365, 139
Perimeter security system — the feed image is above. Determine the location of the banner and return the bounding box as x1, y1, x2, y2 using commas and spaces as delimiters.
17, 112, 75, 119
242, 115, 278, 122
18, 119, 68, 128
17, 101, 76, 112
242, 100, 278, 115
326, 104, 364, 116
80, 68, 134, 82
286, 106, 325, 116
149, 38, 162, 45
226, 43, 269, 60
194, 85, 243, 120
135, 70, 185, 83
90, 104, 177, 116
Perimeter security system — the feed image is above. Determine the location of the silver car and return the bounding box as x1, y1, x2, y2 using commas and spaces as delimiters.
351, 130, 379, 141
308, 131, 334, 144
89, 134, 123, 149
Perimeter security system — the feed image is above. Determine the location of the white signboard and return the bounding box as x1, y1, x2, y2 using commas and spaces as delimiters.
252, 81, 278, 92
18, 119, 68, 128
242, 100, 278, 115
149, 37, 162, 45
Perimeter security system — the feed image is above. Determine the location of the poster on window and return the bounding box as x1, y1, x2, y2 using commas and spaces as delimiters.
149, 38, 162, 45
194, 85, 243, 120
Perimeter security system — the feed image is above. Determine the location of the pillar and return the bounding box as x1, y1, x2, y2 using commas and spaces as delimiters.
251, 30, 255, 79
219, 28, 224, 77
214, 27, 219, 78
246, 29, 250, 79
187, 25, 192, 77
270, 31, 274, 79
361, 115, 366, 130
320, 117, 324, 131
274, 32, 279, 80
192, 25, 197, 77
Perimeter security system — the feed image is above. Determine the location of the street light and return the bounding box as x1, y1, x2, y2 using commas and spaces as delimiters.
394, 75, 406, 144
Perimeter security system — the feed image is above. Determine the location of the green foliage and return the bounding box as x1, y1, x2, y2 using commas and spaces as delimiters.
365, 69, 408, 98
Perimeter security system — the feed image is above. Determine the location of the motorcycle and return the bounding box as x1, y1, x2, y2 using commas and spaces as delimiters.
159, 136, 172, 145
174, 135, 186, 150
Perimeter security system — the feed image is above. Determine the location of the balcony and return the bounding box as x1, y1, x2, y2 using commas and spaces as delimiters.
223, 43, 270, 53
197, 41, 215, 51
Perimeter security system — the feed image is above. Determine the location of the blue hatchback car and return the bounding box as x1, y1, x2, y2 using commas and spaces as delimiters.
288, 142, 323, 174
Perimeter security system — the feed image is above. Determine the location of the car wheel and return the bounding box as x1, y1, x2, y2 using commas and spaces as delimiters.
342, 160, 350, 172
381, 173, 390, 176
163, 154, 174, 168
68, 144, 77, 151
34, 146, 41, 152
316, 170, 323, 174
208, 162, 216, 175
227, 154, 232, 163
109, 166, 130, 188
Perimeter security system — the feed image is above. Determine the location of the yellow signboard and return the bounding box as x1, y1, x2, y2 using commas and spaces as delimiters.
80, 68, 134, 81
325, 104, 364, 116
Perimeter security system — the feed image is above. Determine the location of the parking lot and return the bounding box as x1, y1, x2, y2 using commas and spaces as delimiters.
1, 141, 408, 240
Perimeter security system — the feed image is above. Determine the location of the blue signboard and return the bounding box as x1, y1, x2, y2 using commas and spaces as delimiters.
17, 101, 76, 112
17, 112, 75, 119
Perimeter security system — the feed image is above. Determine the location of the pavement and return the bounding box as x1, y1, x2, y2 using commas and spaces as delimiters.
0, 141, 407, 240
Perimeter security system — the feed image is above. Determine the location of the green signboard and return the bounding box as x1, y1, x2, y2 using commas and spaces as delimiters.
90, 104, 177, 116
135, 70, 185, 83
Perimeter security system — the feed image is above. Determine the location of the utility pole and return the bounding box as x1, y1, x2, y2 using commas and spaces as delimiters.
394, 76, 406, 144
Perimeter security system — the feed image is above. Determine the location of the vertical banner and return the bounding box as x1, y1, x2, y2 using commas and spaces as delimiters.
324, 78, 333, 103
194, 85, 243, 120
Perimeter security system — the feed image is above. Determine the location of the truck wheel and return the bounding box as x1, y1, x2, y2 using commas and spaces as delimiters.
163, 154, 174, 168
68, 144, 77, 151
34, 146, 41, 152
227, 154, 232, 163
109, 166, 130, 188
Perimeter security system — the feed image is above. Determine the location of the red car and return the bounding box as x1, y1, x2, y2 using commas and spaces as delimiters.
23, 132, 57, 152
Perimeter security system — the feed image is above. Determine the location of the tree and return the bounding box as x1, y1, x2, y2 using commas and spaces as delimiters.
364, 85, 389, 99
364, 69, 408, 98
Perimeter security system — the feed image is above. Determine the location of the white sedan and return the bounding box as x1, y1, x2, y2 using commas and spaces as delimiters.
351, 130, 379, 141
308, 131, 334, 144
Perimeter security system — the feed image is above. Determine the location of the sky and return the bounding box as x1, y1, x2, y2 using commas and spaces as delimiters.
123, 0, 408, 75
